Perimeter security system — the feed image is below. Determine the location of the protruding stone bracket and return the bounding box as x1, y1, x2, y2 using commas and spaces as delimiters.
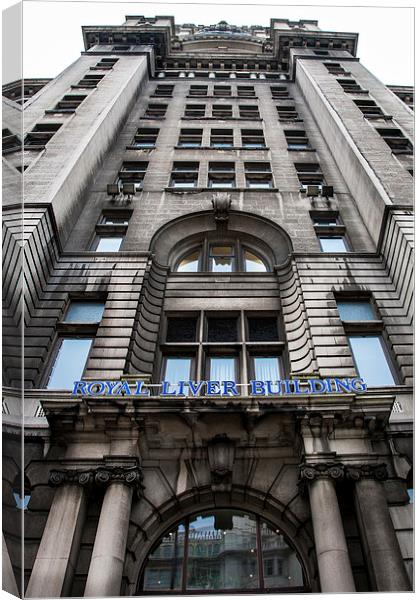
207, 434, 235, 492
212, 192, 232, 223
49, 465, 144, 498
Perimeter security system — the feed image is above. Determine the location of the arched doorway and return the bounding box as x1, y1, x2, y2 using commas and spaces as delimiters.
136, 508, 308, 594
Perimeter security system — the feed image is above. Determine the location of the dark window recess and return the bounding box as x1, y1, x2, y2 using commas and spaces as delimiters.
154, 84, 174, 97
353, 99, 384, 118
189, 85, 208, 96
212, 104, 233, 118
53, 95, 87, 111
208, 162, 235, 188
132, 128, 159, 148
118, 161, 148, 189
248, 317, 279, 341
24, 123, 62, 147
276, 105, 299, 121
241, 129, 266, 148
245, 162, 273, 188
324, 62, 348, 75
337, 79, 364, 93
210, 129, 234, 148
271, 86, 289, 99
112, 45, 130, 51
2, 128, 21, 154
178, 128, 202, 147
285, 130, 310, 150
170, 161, 199, 187
166, 317, 197, 342
184, 104, 206, 117
239, 105, 260, 119
237, 85, 255, 97
375, 128, 413, 154
295, 163, 325, 188
95, 58, 119, 69
144, 103, 167, 118
214, 85, 231, 97
207, 317, 238, 342
76, 74, 105, 88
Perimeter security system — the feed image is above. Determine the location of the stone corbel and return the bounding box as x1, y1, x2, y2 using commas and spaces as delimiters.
207, 434, 235, 492
212, 192, 232, 223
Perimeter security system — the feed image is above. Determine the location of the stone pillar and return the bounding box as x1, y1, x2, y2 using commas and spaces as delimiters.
349, 464, 411, 591
301, 463, 356, 593
84, 466, 143, 597
26, 470, 91, 598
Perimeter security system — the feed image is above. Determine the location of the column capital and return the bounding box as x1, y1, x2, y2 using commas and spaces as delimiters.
49, 465, 144, 496
299, 462, 345, 493
346, 463, 388, 481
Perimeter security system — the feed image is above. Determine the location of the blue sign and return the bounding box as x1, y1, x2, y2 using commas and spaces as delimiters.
72, 378, 367, 397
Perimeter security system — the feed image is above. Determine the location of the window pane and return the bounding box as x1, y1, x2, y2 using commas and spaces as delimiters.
64, 301, 105, 323
177, 250, 200, 272
166, 317, 197, 342
348, 336, 396, 386
248, 317, 278, 341
95, 237, 122, 252
143, 524, 185, 591
244, 251, 267, 272
164, 357, 192, 386
261, 521, 304, 588
187, 511, 258, 590
210, 357, 236, 382
211, 256, 233, 272
211, 246, 234, 256
47, 338, 92, 389
253, 357, 281, 381
319, 237, 347, 252
207, 317, 237, 342
337, 301, 375, 321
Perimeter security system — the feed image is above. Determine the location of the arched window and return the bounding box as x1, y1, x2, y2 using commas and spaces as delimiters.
139, 510, 306, 593
175, 240, 269, 273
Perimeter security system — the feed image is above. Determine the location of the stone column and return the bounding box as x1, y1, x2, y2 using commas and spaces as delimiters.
84, 466, 143, 597
26, 469, 91, 598
301, 463, 356, 593
349, 464, 411, 591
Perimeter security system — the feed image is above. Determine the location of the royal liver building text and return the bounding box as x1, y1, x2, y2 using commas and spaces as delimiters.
2, 14, 413, 597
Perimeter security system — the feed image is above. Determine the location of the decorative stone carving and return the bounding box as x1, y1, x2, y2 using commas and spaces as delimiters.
346, 463, 388, 481
212, 192, 232, 223
299, 462, 346, 484
49, 465, 144, 496
207, 434, 235, 491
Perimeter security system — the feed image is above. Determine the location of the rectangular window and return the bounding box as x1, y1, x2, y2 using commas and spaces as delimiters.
94, 236, 123, 252
208, 162, 235, 188
312, 215, 338, 227
212, 104, 233, 118
164, 357, 193, 386
47, 338, 92, 389
184, 104, 206, 117
166, 317, 198, 343
76, 73, 105, 88
241, 129, 266, 148
94, 57, 118, 69
253, 356, 282, 381
154, 84, 174, 97
239, 105, 260, 119
64, 301, 105, 323
337, 79, 364, 93
132, 128, 159, 148
210, 129, 234, 148
276, 105, 299, 121
118, 161, 148, 190
189, 85, 208, 96
271, 86, 289, 99
237, 85, 255, 97
375, 128, 413, 154
245, 162, 273, 188
318, 236, 348, 252
24, 123, 62, 147
248, 317, 279, 342
53, 95, 87, 111
214, 85, 231, 97
144, 103, 167, 118
285, 130, 310, 150
295, 163, 325, 189
178, 128, 203, 147
337, 301, 376, 321
348, 336, 396, 387
209, 245, 235, 272
207, 317, 238, 342
209, 356, 236, 382
170, 162, 199, 188
353, 99, 384, 118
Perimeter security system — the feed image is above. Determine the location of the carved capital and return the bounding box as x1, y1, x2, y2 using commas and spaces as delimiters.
346, 463, 388, 482
299, 462, 346, 484
49, 469, 94, 487
49, 465, 144, 496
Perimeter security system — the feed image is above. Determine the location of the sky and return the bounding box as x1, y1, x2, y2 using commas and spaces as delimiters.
12, 0, 414, 86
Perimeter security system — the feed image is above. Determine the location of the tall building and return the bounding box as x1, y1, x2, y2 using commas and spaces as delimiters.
2, 14, 413, 597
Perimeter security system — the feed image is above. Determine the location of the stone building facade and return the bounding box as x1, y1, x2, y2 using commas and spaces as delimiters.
2, 14, 413, 597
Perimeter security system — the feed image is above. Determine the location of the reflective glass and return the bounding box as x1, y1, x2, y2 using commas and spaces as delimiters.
64, 301, 105, 323
143, 524, 185, 591
319, 237, 347, 252
209, 357, 236, 382
348, 335, 396, 387
164, 357, 193, 389
261, 521, 304, 588
187, 511, 258, 590
244, 251, 267, 272
210, 256, 233, 272
254, 357, 281, 381
177, 250, 200, 272
337, 301, 375, 321
95, 237, 122, 252
47, 338, 92, 389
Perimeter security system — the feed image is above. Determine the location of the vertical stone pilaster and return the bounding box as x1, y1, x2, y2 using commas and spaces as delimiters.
348, 464, 411, 591
300, 463, 356, 593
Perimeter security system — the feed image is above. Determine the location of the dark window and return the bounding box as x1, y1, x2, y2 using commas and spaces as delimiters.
178, 128, 203, 147
212, 104, 233, 118
190, 85, 208, 96
118, 161, 148, 189
208, 162, 235, 188
144, 103, 167, 118
76, 73, 105, 88
245, 162, 273, 188
239, 105, 260, 119
285, 130, 310, 150
241, 129, 266, 148
132, 128, 159, 148
154, 84, 174, 97
248, 317, 279, 342
353, 98, 384, 118
210, 129, 234, 148
207, 317, 238, 342
214, 85, 231, 97
53, 94, 87, 111
237, 85, 255, 97
24, 123, 62, 147
2, 128, 21, 154
184, 104, 206, 118
271, 86, 289, 99
166, 317, 198, 342
276, 105, 299, 121
375, 128, 413, 154
170, 162, 199, 188
295, 163, 325, 189
337, 79, 364, 93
